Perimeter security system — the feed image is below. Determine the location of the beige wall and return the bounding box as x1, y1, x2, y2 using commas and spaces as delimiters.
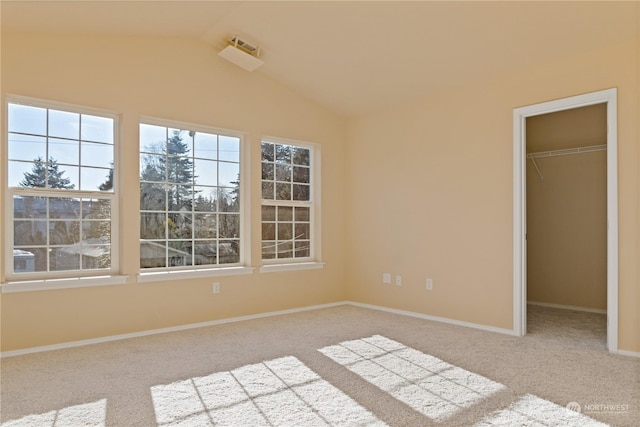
0, 33, 348, 351
526, 105, 607, 310
345, 40, 639, 352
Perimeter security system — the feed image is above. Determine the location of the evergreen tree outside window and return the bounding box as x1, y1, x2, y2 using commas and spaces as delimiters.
139, 121, 242, 270
5, 97, 117, 278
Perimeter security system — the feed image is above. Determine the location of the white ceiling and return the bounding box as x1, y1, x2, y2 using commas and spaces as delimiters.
2, 1, 638, 117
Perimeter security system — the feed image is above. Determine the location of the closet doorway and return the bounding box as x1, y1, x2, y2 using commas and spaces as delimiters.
513, 89, 618, 352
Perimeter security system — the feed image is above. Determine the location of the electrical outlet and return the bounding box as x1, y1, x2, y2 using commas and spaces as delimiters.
395, 275, 402, 286
426, 278, 433, 290
383, 273, 391, 284
213, 282, 220, 294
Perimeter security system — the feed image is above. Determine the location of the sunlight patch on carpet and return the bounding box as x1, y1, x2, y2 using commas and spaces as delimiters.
474, 394, 609, 426
150, 355, 388, 426
319, 335, 506, 422
0, 399, 107, 427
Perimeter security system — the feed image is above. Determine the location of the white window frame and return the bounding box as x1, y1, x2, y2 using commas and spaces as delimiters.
259, 137, 323, 273
137, 117, 252, 283
2, 95, 125, 292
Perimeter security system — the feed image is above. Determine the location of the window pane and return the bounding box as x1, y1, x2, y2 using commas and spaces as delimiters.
261, 142, 274, 162
218, 187, 239, 213
275, 144, 291, 163
141, 212, 166, 240
167, 129, 191, 157
51, 248, 80, 271
141, 241, 167, 268
194, 159, 217, 186
167, 185, 193, 211
278, 223, 293, 240
81, 114, 113, 143
292, 147, 310, 166
8, 104, 46, 135
9, 160, 44, 188
219, 162, 239, 187
262, 241, 276, 259
292, 184, 310, 201
13, 248, 42, 273
50, 220, 80, 245
167, 157, 193, 185
49, 197, 80, 219
262, 205, 276, 221
194, 132, 217, 159
295, 207, 310, 222
277, 206, 293, 221
140, 124, 167, 153
14, 196, 47, 218
194, 214, 217, 238
262, 222, 275, 240
194, 241, 217, 265
140, 154, 166, 181
141, 182, 167, 210
219, 214, 239, 239
275, 183, 291, 200
8, 134, 46, 161
219, 136, 240, 162
295, 223, 310, 240
276, 242, 293, 258
168, 241, 192, 266
49, 110, 79, 139
295, 241, 310, 258
48, 164, 78, 190
81, 245, 111, 269
168, 213, 192, 239
82, 199, 111, 219
275, 164, 292, 182
219, 240, 239, 264
194, 187, 217, 212
262, 181, 274, 200
82, 142, 113, 168
82, 221, 111, 240
81, 167, 112, 191
293, 166, 310, 184
262, 163, 274, 180
49, 138, 80, 165
14, 221, 47, 245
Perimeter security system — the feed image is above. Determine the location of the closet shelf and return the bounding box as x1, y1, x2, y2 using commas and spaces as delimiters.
527, 144, 606, 181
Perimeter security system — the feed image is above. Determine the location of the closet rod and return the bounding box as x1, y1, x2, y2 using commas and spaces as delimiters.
527, 144, 606, 159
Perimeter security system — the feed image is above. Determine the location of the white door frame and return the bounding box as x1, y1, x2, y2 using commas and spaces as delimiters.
513, 88, 618, 352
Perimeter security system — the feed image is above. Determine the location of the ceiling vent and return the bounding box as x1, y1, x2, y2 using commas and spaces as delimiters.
218, 36, 264, 72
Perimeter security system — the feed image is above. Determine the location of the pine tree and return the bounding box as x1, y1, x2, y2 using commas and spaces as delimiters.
20, 157, 74, 189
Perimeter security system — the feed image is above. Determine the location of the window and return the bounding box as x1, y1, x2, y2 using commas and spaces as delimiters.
5, 97, 118, 278
261, 139, 318, 264
139, 121, 243, 271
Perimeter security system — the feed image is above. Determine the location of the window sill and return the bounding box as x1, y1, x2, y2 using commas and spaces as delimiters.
137, 266, 254, 283
0, 275, 128, 293
259, 262, 325, 273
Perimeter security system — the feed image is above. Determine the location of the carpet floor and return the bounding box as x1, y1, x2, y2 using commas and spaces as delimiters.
1, 304, 638, 426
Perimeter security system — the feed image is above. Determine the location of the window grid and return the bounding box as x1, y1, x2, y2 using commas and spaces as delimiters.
261, 140, 313, 262
139, 123, 242, 270
5, 97, 118, 278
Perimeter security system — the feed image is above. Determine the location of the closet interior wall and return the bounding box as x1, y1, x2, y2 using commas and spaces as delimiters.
526, 104, 607, 311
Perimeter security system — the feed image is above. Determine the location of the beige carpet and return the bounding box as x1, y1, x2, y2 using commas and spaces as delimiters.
1, 304, 638, 426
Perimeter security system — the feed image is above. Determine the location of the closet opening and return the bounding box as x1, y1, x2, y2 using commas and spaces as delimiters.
513, 89, 618, 353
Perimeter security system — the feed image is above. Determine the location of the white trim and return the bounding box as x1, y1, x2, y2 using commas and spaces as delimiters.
616, 349, 640, 359
513, 88, 618, 353
347, 301, 517, 336
527, 301, 607, 314
0, 301, 345, 358
1, 275, 128, 293
137, 266, 254, 283
259, 262, 325, 273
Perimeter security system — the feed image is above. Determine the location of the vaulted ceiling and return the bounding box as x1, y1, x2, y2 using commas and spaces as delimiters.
2, 1, 638, 116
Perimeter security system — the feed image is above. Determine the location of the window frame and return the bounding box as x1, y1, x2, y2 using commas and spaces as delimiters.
137, 117, 252, 281
259, 136, 323, 272
2, 95, 122, 288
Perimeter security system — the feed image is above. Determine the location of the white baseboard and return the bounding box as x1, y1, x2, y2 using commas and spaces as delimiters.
527, 301, 607, 314
346, 301, 518, 336
616, 349, 640, 358
0, 301, 346, 358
